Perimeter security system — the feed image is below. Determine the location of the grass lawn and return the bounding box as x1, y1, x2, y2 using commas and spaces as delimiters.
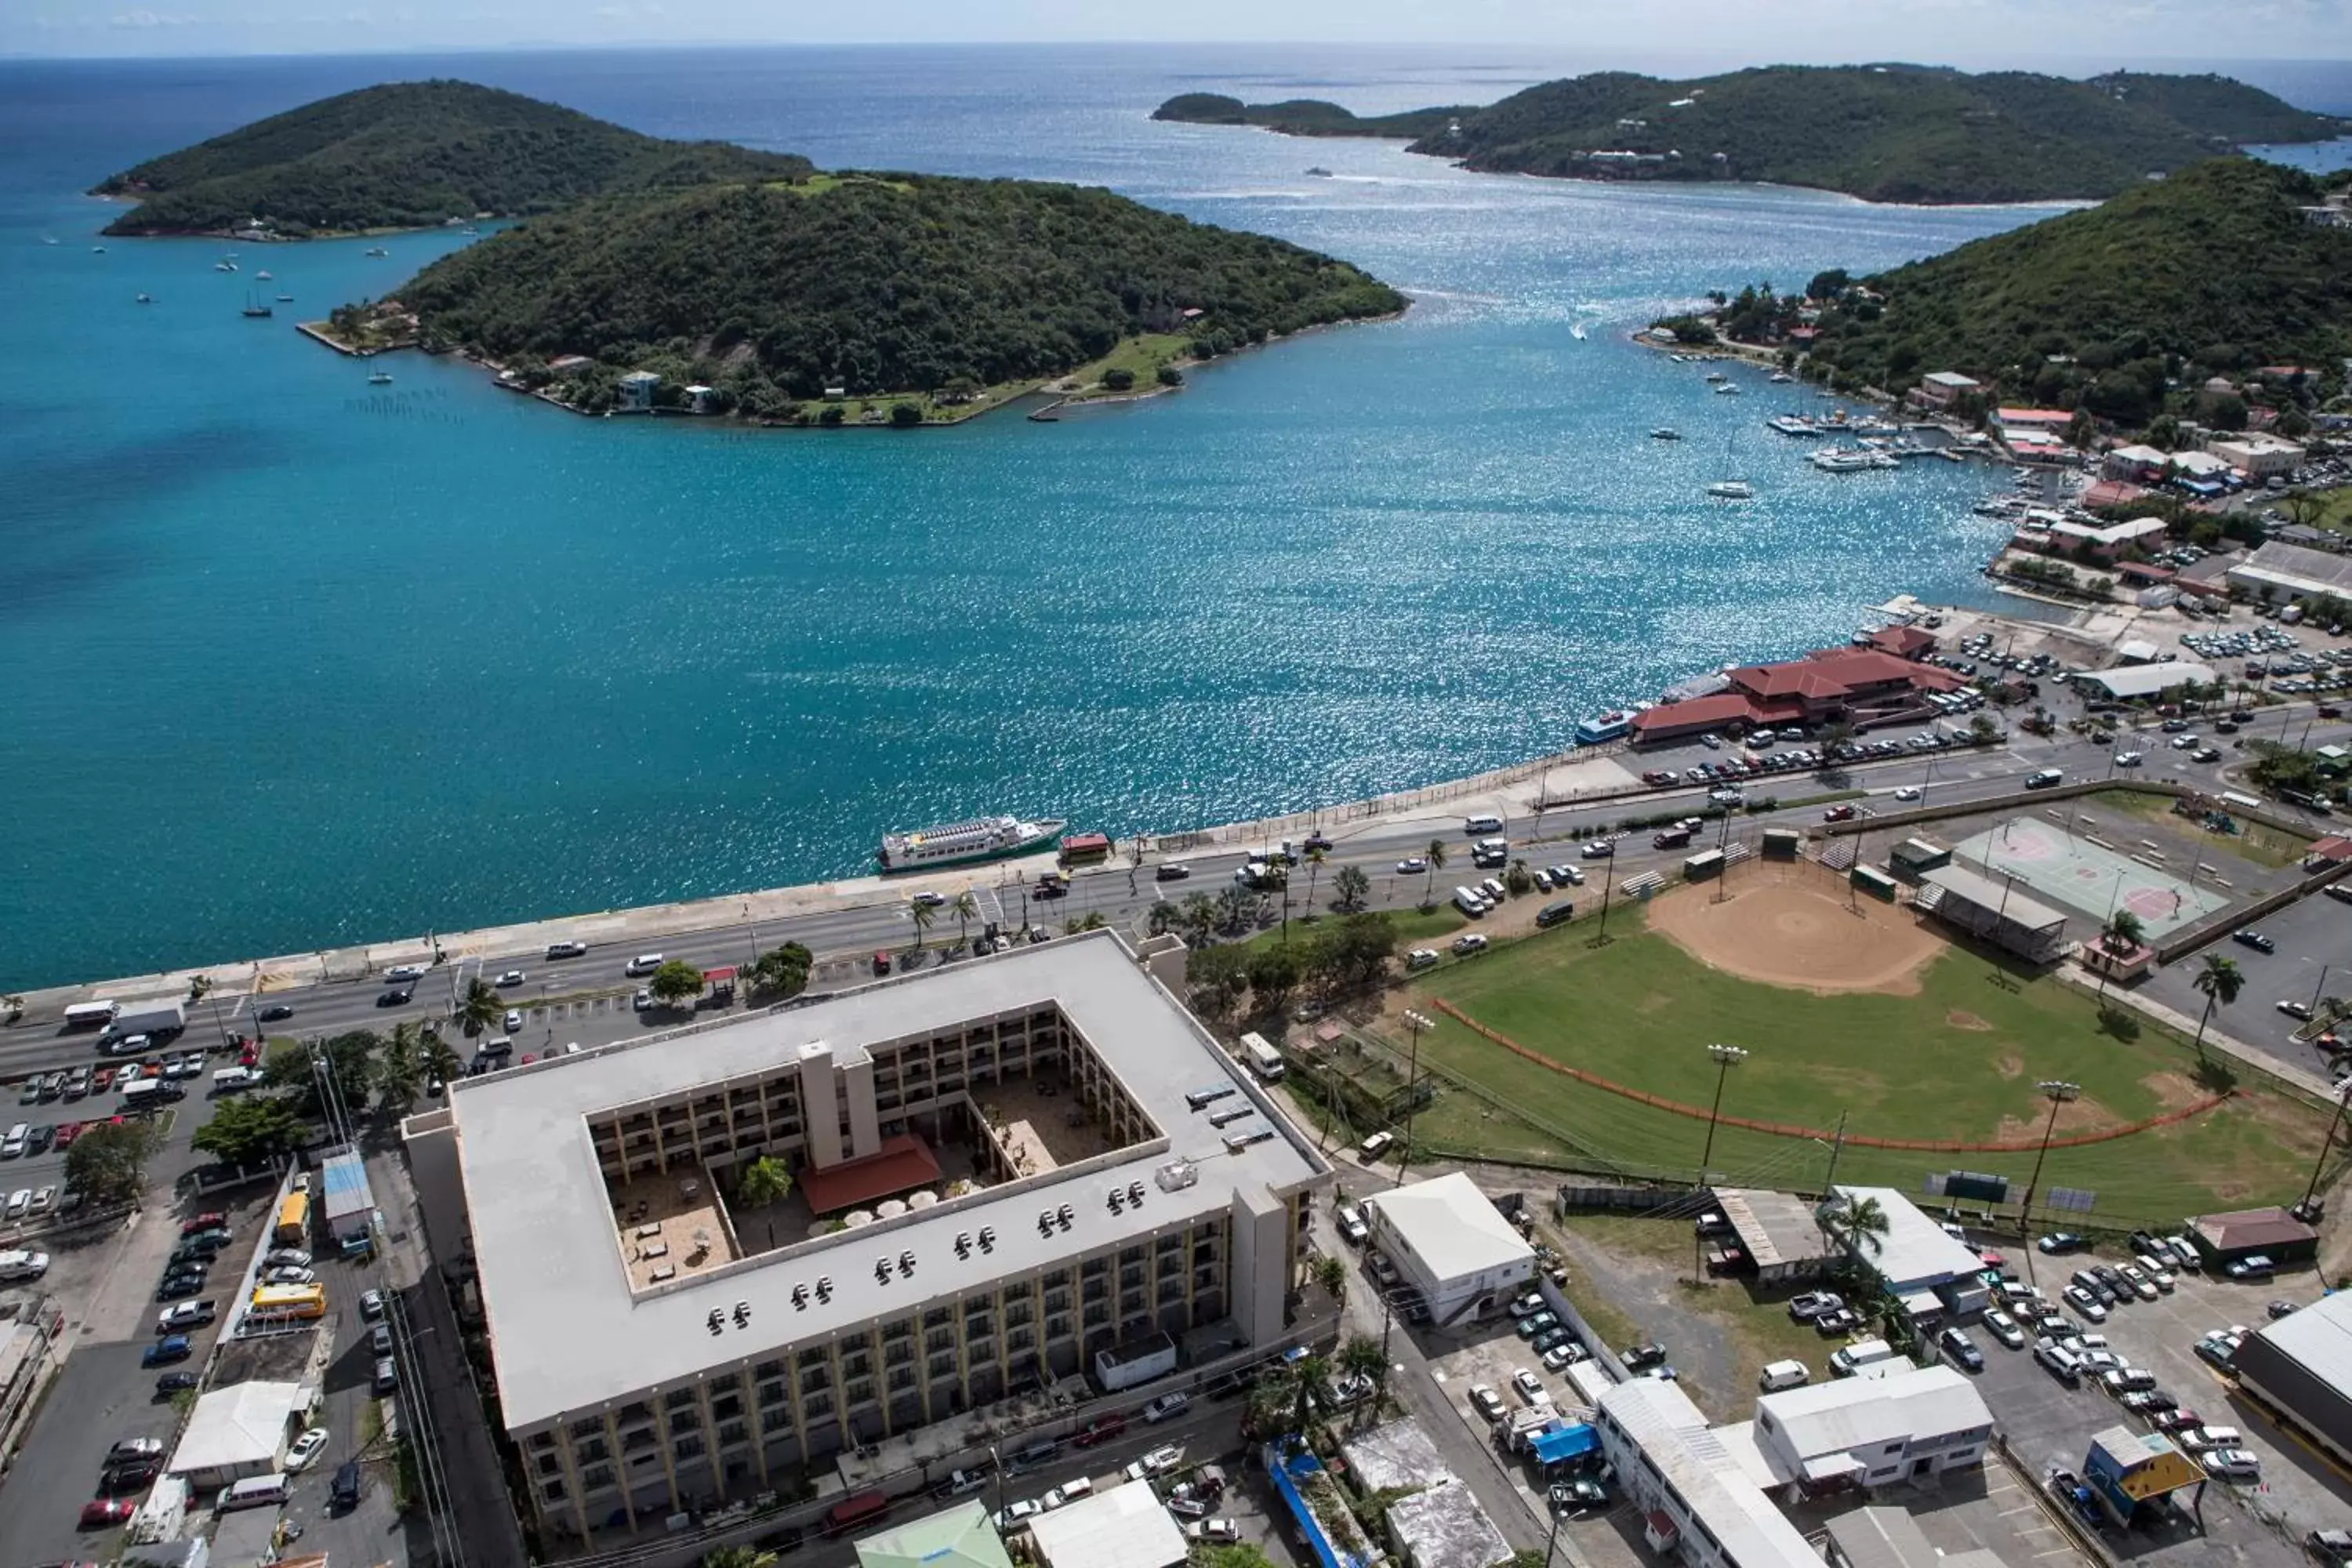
1395, 906, 2326, 1225
2087, 788, 2310, 870
811, 333, 1194, 426
2298, 485, 2352, 535
1060, 334, 1191, 401
1238, 905, 1465, 956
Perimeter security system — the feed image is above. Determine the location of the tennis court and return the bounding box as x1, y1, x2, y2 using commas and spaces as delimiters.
1949, 815, 2230, 939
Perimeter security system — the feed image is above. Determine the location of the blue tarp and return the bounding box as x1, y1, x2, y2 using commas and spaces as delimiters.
320, 1151, 375, 1223
1261, 1440, 1368, 1568
1531, 1423, 1599, 1465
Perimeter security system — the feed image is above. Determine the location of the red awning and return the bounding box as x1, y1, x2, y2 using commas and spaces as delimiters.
799, 1134, 944, 1215
702, 966, 738, 982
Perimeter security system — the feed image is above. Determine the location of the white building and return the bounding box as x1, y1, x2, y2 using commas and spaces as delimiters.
165, 1380, 310, 1490
2209, 435, 2306, 479
400, 932, 1330, 1546
617, 370, 661, 412
1362, 1172, 1533, 1326
1025, 1480, 1189, 1568
1914, 371, 1980, 410
2068, 661, 2218, 702
2228, 542, 2352, 604
1830, 1186, 1988, 1319
1752, 1365, 1992, 1492
1592, 1379, 1820, 1568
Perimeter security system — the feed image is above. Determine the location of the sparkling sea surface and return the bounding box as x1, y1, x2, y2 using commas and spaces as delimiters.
1, 45, 2346, 988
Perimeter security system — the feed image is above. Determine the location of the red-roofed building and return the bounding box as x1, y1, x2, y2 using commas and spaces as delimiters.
797, 1133, 943, 1215
1864, 625, 1937, 659
1997, 408, 2073, 428
2081, 479, 2151, 510
1631, 647, 1963, 746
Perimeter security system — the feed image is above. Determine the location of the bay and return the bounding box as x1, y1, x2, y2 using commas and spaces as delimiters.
0, 45, 2326, 987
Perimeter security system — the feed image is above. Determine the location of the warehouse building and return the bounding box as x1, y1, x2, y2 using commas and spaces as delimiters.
165, 1381, 311, 1490
1707, 1188, 1831, 1286
401, 932, 1332, 1544
2227, 542, 2352, 604
1593, 1379, 1820, 1568
1828, 1186, 1989, 1320
1025, 1481, 1189, 1568
2066, 662, 2220, 703
1362, 1172, 1534, 1327
2227, 1288, 2352, 1465
2189, 1206, 2318, 1271
1823, 1506, 2010, 1568
1751, 1365, 1991, 1493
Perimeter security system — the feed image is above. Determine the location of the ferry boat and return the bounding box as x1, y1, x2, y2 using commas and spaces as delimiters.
1706, 481, 1755, 499
1573, 711, 1637, 746
878, 815, 1066, 873
1809, 446, 1899, 472
1767, 415, 1819, 437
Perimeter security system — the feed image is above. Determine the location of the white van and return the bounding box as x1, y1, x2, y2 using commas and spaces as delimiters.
217, 1474, 290, 1512
1453, 886, 1489, 918
1359, 1131, 1396, 1160
1464, 815, 1504, 836
625, 953, 666, 976
1759, 1359, 1810, 1392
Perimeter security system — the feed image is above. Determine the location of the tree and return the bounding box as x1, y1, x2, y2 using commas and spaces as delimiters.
65, 1120, 161, 1207
376, 1022, 423, 1116
2093, 909, 2148, 1002
1156, 364, 1184, 388
457, 977, 503, 1036
1314, 1254, 1347, 1296
735, 1155, 794, 1249
909, 898, 937, 949
888, 401, 921, 427
421, 1029, 463, 1091
1968, 713, 2000, 746
1302, 848, 1327, 920
263, 1031, 379, 1118
1423, 839, 1446, 909
1102, 366, 1137, 391
1290, 1352, 1328, 1434
1338, 1331, 1388, 1406
950, 890, 979, 950
1818, 1191, 1889, 1260
191, 1094, 309, 1167
701, 1549, 779, 1568
746, 941, 813, 1000
648, 959, 706, 1008
1247, 947, 1302, 1016
1332, 864, 1370, 914
1504, 858, 1535, 896
1178, 892, 1219, 946
2191, 953, 2245, 1062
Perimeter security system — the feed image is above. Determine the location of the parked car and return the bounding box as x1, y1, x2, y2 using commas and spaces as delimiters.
1983, 1309, 2026, 1349
1469, 1384, 1504, 1420
80, 1498, 136, 1528
285, 1428, 330, 1472
1938, 1328, 1984, 1372
2227, 1255, 2279, 1282
2038, 1232, 2089, 1255
1788, 1290, 1844, 1322
1512, 1369, 1545, 1403
2234, 930, 2278, 954
142, 1335, 191, 1367
2203, 1449, 2263, 1481
2062, 1286, 2109, 1323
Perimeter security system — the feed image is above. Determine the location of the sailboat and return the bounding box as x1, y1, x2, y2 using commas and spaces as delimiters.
256, 269, 273, 281
241, 291, 273, 318
367, 366, 394, 385
1706, 426, 1751, 499
275, 292, 294, 302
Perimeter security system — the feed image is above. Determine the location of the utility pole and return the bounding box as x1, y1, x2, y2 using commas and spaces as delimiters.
1594, 846, 1617, 944
1697, 1044, 1750, 1179
2297, 1082, 2352, 1222
2017, 1079, 2081, 1255
1396, 1011, 1433, 1189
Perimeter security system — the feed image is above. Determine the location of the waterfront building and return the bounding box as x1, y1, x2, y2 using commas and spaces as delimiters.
1911, 371, 1980, 410
1630, 648, 1965, 747
401, 931, 1330, 1543
617, 370, 662, 412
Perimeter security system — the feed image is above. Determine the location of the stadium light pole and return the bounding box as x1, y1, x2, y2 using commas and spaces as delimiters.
2297, 1081, 2352, 1221
1697, 1044, 1750, 1179
2018, 1079, 2081, 1259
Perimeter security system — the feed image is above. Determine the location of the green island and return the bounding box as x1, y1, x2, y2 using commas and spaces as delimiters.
1154, 64, 2347, 204
89, 79, 813, 238
103, 82, 1405, 425
1781, 158, 2352, 429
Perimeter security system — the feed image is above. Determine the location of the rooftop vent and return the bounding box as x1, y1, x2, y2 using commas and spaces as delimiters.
875, 1258, 891, 1283
1223, 1127, 1276, 1153
1039, 1210, 1055, 1236
978, 1226, 996, 1252
706, 1309, 724, 1336
898, 1250, 915, 1277
1127, 1181, 1145, 1205
1185, 1083, 1238, 1111
1207, 1105, 1253, 1128
1156, 1160, 1199, 1192
791, 1283, 808, 1309
955, 1232, 972, 1258
1108, 1189, 1124, 1215
1058, 1203, 1074, 1230
816, 1276, 833, 1301
734, 1301, 750, 1327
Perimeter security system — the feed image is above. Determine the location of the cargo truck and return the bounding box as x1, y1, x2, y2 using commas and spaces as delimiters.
107, 1000, 185, 1040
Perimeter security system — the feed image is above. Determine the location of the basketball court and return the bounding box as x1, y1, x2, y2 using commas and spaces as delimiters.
1949, 815, 2230, 940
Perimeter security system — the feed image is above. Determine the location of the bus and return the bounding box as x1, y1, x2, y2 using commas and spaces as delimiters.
822, 1491, 891, 1537
275, 1190, 311, 1245
62, 1001, 118, 1031
249, 1283, 327, 1321
1237, 1032, 1283, 1082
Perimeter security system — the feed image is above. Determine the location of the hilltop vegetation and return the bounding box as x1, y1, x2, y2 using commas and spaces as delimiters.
1163, 64, 2343, 203
1152, 93, 1471, 141
1798, 159, 2352, 425
91, 80, 814, 236
394, 174, 1404, 414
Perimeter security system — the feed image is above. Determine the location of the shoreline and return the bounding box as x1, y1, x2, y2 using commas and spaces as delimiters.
2, 590, 2092, 1009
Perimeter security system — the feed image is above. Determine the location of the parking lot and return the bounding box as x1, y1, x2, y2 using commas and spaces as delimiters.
1964, 1252, 2348, 1568
2140, 884, 2352, 1079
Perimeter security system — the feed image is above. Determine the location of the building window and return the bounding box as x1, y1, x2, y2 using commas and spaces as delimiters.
542, 1479, 568, 1503
536, 1454, 563, 1477
676, 1435, 706, 1461
760, 1406, 793, 1435
577, 1439, 609, 1465
581, 1465, 614, 1490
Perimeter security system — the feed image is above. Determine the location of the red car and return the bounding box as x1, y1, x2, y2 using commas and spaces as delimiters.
80, 1497, 136, 1528
1074, 1413, 1127, 1447
90, 1067, 115, 1092
52, 1121, 82, 1149
180, 1213, 227, 1236
239, 1042, 261, 1067
872, 952, 891, 977
1823, 805, 1857, 822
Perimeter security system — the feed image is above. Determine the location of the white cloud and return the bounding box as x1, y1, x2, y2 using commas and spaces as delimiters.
109, 8, 193, 24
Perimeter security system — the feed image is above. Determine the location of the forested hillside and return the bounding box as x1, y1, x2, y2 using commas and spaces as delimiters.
92, 80, 814, 236
1801, 159, 2352, 424
394, 174, 1405, 411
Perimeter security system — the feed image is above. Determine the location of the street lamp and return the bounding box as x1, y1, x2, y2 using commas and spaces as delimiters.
2018, 1080, 2080, 1255
1697, 1044, 1750, 1178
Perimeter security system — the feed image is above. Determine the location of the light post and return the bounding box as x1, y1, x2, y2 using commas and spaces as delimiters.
1396, 1011, 1434, 1189
2296, 1081, 2352, 1222
1697, 1044, 1749, 1179
2018, 1079, 2080, 1261
1593, 845, 1617, 944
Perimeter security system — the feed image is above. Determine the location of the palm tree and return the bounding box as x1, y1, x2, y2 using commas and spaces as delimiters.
2191, 953, 2245, 1063
950, 890, 979, 950
376, 1022, 423, 1116
1314, 1254, 1347, 1297
1423, 840, 1446, 909
1338, 1331, 1388, 1415
735, 1156, 794, 1248
2092, 909, 2147, 1002
909, 898, 937, 951
1178, 892, 1218, 946
1290, 1352, 1328, 1435
1818, 1192, 1889, 1261
457, 976, 503, 1036
1302, 848, 1327, 919
1334, 865, 1370, 914
420, 1029, 462, 1092
702, 1548, 779, 1568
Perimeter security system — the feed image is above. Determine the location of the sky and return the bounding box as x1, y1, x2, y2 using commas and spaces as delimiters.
5, 0, 2351, 60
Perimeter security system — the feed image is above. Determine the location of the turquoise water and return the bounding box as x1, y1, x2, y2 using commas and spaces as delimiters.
0, 45, 2328, 988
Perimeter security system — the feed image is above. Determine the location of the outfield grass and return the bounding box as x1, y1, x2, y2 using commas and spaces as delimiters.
1398, 907, 2327, 1225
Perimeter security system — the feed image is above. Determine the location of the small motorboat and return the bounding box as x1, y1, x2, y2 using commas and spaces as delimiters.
1651, 428, 1683, 441
1707, 481, 1755, 499
135, 292, 152, 304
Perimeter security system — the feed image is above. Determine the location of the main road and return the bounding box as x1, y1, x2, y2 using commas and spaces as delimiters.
3, 713, 2339, 1083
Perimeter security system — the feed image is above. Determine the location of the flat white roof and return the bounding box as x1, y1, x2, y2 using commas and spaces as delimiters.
1364, 1172, 1531, 1283
1597, 1380, 1820, 1568
2250, 1287, 2352, 1393
1757, 1365, 1991, 1463
1025, 1480, 1189, 1568
1831, 1186, 1986, 1290
2071, 661, 2220, 699
1385, 1480, 1513, 1568
167, 1381, 302, 1475
449, 933, 1328, 1430
2230, 542, 2352, 599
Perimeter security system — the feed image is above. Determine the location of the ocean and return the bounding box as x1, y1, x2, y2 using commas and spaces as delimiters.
1, 45, 2347, 989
